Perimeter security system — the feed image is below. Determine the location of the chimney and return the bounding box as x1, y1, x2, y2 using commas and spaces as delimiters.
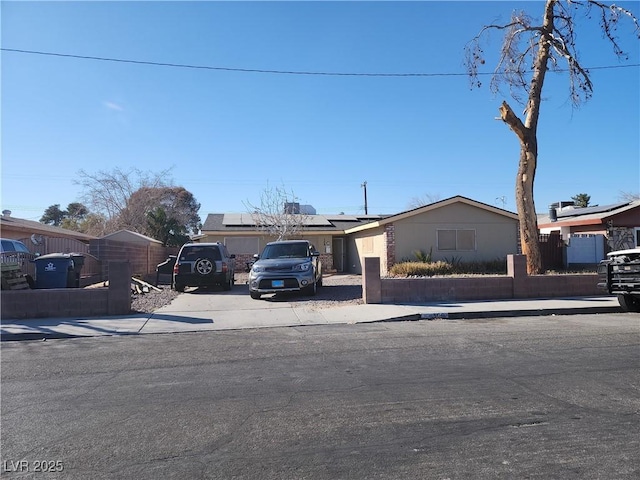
548, 204, 558, 222
2, 210, 11, 217
283, 202, 300, 214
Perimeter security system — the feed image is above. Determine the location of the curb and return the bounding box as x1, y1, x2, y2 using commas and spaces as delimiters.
1, 306, 625, 342
374, 305, 623, 323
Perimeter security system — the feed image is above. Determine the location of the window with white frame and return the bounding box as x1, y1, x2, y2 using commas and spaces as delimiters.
437, 229, 476, 251
635, 227, 640, 247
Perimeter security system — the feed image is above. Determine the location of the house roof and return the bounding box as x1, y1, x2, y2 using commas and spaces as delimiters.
344, 195, 519, 234
202, 212, 386, 235
0, 213, 96, 241
101, 229, 163, 244
538, 200, 640, 228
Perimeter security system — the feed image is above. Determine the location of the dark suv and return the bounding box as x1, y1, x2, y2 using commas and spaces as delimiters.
172, 243, 236, 292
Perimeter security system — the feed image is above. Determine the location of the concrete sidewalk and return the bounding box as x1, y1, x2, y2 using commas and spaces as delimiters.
0, 295, 626, 341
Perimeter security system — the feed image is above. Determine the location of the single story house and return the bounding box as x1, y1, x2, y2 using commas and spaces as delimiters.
0, 210, 96, 255
538, 200, 640, 253
200, 212, 386, 272
201, 196, 520, 275
344, 196, 520, 275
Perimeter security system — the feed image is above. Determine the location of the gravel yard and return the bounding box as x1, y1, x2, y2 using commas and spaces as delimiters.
131, 273, 363, 314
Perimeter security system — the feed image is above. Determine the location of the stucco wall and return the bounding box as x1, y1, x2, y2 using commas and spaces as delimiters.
393, 202, 519, 263
347, 226, 386, 275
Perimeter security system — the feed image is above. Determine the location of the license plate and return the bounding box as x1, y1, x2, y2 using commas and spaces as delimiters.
272, 280, 285, 288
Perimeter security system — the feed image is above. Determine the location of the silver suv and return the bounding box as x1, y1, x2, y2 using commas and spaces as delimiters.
172, 243, 236, 292
248, 240, 322, 299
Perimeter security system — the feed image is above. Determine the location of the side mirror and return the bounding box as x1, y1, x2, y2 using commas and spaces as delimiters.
311, 251, 320, 257
230, 254, 236, 259
253, 253, 259, 259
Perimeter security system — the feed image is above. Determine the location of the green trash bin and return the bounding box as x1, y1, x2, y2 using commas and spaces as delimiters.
34, 253, 82, 289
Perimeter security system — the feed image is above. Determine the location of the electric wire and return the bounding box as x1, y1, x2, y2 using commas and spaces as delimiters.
2, 48, 638, 76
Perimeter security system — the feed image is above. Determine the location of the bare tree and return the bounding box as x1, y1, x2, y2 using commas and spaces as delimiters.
618, 191, 640, 202
407, 193, 442, 210
244, 185, 310, 240
466, 0, 639, 273
75, 167, 173, 231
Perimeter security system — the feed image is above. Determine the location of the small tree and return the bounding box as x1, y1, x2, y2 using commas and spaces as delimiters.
124, 186, 201, 238
465, 0, 639, 273
244, 185, 310, 240
571, 193, 591, 208
146, 206, 191, 247
40, 204, 66, 226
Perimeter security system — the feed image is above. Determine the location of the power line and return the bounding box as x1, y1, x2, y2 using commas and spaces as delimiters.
2, 48, 638, 77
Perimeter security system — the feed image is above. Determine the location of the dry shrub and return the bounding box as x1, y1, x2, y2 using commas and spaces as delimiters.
389, 261, 453, 277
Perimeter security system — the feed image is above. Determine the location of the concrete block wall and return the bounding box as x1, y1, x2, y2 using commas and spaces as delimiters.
364, 254, 601, 304
1, 261, 132, 320
381, 276, 514, 303
89, 239, 177, 279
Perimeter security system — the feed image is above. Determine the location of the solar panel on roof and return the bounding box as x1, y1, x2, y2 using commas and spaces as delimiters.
556, 202, 629, 218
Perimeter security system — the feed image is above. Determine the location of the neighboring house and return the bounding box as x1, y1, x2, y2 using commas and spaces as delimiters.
0, 210, 96, 254
0, 210, 97, 278
200, 212, 385, 272
344, 196, 520, 275
538, 200, 640, 264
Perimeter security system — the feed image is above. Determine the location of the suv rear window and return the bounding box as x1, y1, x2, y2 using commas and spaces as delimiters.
180, 246, 222, 261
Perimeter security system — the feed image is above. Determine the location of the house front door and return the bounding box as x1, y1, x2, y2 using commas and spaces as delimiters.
332, 238, 345, 272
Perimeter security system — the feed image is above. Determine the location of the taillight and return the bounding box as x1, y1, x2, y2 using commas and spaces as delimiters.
222, 262, 228, 273
173, 263, 179, 274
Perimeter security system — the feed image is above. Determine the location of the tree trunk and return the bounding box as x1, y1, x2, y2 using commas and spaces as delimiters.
515, 143, 543, 275
499, 101, 544, 274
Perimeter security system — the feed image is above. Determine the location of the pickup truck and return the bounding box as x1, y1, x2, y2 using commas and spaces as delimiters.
597, 248, 640, 312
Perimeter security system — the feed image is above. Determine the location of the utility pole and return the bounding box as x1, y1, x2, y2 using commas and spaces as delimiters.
361, 181, 368, 214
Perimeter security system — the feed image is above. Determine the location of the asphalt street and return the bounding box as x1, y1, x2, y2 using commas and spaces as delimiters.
1, 313, 639, 479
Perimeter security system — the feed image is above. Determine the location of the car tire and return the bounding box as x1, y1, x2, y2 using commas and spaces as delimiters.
174, 283, 185, 293
617, 294, 640, 312
195, 257, 215, 276
304, 280, 317, 296
223, 275, 232, 291
317, 274, 323, 288
250, 291, 261, 300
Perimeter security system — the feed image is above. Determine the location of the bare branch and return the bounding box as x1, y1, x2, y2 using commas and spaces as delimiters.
244, 184, 310, 240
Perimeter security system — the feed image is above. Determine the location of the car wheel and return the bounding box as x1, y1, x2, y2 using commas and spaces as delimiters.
317, 274, 323, 288
195, 258, 215, 276
304, 280, 317, 296
223, 275, 232, 291
250, 291, 261, 300
174, 283, 185, 293
617, 294, 640, 312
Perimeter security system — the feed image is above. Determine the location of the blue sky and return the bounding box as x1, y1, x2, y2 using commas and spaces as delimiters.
2, 1, 639, 224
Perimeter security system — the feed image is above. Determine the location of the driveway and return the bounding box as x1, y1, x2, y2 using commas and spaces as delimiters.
168, 273, 363, 312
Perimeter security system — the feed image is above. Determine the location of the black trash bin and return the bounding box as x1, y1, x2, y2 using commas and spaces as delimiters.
69, 253, 85, 287
34, 253, 83, 289
156, 255, 177, 286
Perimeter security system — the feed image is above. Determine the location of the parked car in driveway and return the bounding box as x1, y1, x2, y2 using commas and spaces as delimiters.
172, 243, 235, 292
248, 240, 322, 299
